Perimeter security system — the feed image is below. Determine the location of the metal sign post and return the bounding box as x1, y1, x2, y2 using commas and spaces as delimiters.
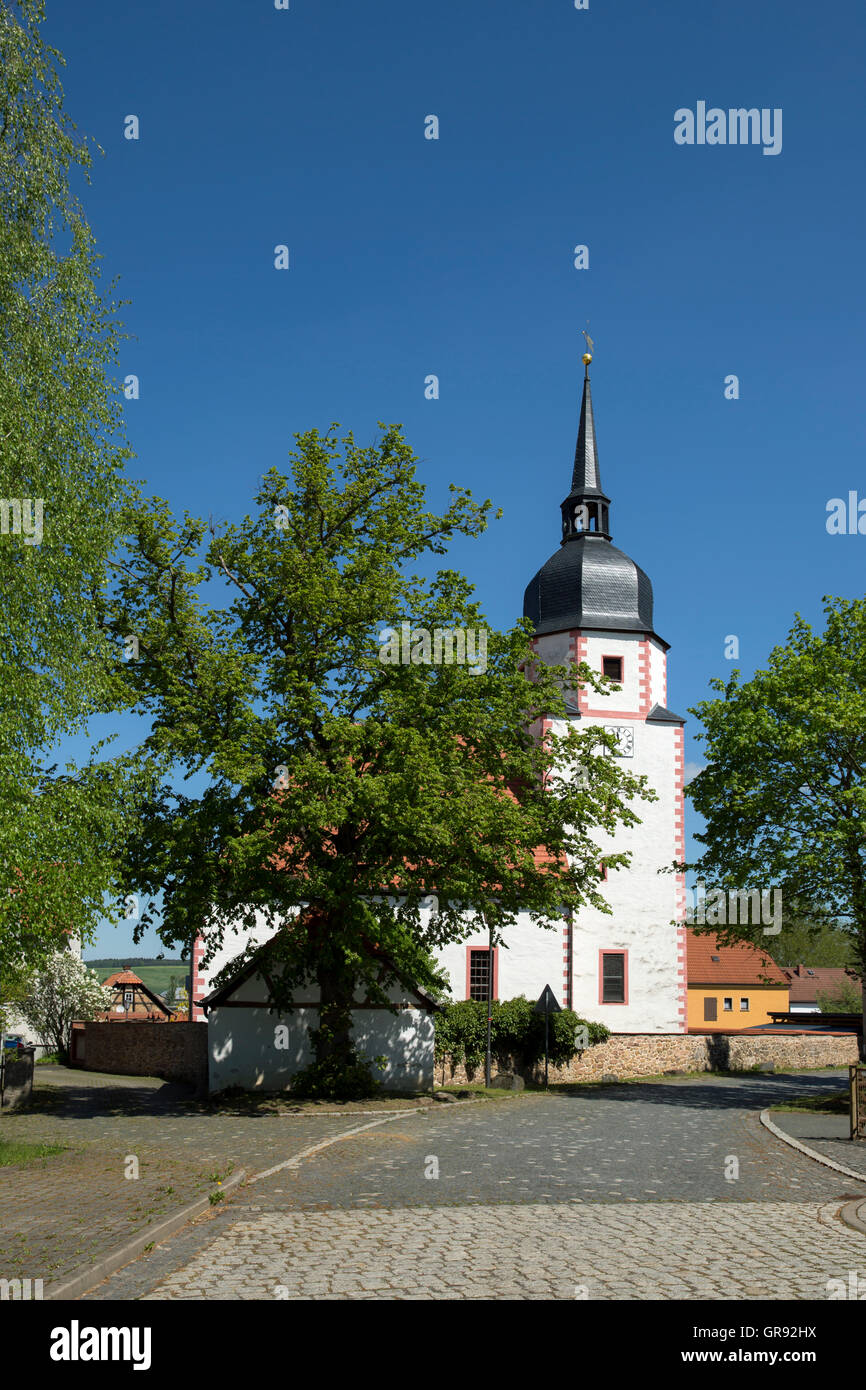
533, 984, 562, 1088
485, 920, 494, 1089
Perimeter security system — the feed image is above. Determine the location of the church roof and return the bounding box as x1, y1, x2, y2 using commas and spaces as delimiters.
524, 534, 656, 637
523, 361, 666, 644
645, 703, 686, 725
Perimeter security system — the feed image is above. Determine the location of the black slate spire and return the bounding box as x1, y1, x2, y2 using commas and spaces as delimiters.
560, 357, 611, 543
524, 352, 658, 641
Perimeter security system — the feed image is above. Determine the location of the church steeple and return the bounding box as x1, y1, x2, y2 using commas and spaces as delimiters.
524, 345, 658, 640
560, 353, 612, 543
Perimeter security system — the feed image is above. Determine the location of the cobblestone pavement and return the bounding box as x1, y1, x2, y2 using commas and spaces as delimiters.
138, 1200, 866, 1301
85, 1071, 866, 1301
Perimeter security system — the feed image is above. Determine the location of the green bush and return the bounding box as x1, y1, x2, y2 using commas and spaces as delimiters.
435, 996, 609, 1070
290, 1052, 385, 1101
816, 978, 862, 1013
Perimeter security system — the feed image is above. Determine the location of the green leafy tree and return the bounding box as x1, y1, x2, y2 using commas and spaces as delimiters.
685, 597, 866, 1054
105, 424, 653, 1092
0, 1, 137, 998
765, 904, 855, 970
816, 977, 862, 1015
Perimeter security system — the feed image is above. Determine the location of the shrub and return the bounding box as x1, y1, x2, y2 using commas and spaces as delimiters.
435, 996, 609, 1070
290, 1052, 385, 1101
816, 978, 862, 1014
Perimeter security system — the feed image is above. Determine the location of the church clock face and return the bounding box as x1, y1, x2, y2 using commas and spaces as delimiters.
605, 724, 634, 757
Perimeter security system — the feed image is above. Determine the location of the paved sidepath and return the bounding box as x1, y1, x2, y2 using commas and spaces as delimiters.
772, 1110, 866, 1178
82, 1070, 866, 1301
0, 1067, 397, 1288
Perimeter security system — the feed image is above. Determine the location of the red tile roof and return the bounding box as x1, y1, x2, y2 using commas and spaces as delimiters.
102, 969, 145, 987
783, 965, 861, 1003
686, 930, 788, 986
97, 969, 176, 1018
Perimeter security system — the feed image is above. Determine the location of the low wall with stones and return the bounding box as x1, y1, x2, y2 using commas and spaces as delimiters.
437, 1031, 859, 1087
0, 1048, 35, 1110
79, 1022, 208, 1092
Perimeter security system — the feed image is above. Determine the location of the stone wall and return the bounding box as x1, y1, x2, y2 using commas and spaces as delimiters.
437, 1031, 860, 1086
0, 1048, 35, 1110
78, 1022, 208, 1092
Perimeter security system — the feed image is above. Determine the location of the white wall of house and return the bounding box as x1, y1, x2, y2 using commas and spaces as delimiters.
1, 1010, 48, 1056
198, 911, 293, 997
435, 909, 565, 1008
471, 626, 685, 1034
567, 717, 682, 1033
207, 966, 434, 1093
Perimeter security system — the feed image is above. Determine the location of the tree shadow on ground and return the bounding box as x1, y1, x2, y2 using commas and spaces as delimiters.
21, 1078, 199, 1118
541, 1070, 848, 1112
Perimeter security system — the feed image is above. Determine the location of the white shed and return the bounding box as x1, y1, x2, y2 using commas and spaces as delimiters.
201, 943, 438, 1094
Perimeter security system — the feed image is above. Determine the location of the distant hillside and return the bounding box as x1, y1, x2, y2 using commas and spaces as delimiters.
84, 958, 191, 1001
85, 958, 190, 968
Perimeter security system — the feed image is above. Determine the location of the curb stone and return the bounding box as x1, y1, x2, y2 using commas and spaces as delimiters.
760, 1109, 866, 1188
839, 1199, 866, 1237
45, 1168, 247, 1301
43, 1095, 497, 1299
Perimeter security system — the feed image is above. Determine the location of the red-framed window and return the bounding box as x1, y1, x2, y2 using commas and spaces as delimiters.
466, 946, 499, 1002
599, 949, 628, 1004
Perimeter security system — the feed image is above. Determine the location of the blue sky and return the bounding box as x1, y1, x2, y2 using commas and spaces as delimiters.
43, 0, 865, 955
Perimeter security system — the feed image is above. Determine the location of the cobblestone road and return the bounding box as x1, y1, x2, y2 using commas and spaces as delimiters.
85, 1071, 866, 1301
139, 1200, 866, 1301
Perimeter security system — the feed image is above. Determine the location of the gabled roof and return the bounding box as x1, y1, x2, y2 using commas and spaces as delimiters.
100, 969, 176, 1016
103, 969, 145, 987
199, 930, 442, 1014
686, 930, 788, 987
783, 964, 861, 1003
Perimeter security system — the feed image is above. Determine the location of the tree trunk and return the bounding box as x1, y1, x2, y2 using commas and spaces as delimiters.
858, 914, 866, 1063
315, 963, 356, 1070
847, 851, 866, 1063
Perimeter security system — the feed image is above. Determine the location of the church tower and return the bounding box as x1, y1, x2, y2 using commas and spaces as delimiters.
522, 351, 688, 1033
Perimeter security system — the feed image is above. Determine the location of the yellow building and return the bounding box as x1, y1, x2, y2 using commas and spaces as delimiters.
686, 930, 789, 1030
